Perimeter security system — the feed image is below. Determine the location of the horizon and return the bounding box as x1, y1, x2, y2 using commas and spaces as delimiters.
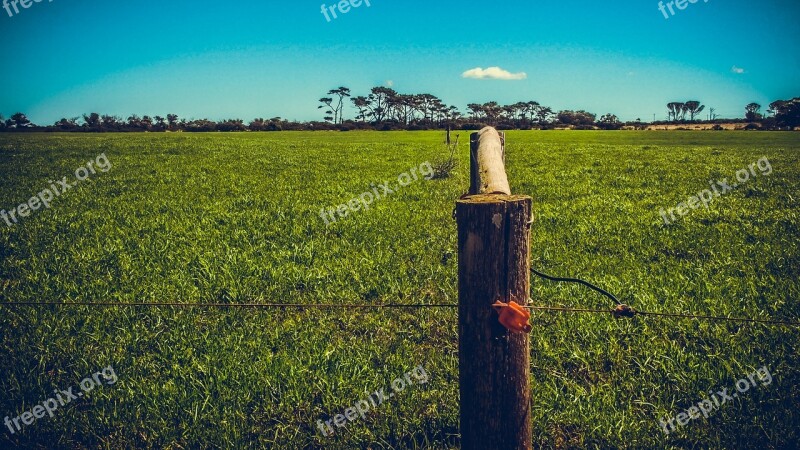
1, 0, 798, 124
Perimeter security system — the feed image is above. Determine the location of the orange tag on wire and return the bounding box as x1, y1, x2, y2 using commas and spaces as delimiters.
492, 300, 532, 333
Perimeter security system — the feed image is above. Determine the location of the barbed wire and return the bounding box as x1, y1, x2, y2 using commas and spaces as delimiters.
1, 300, 798, 327
0, 301, 454, 309
527, 305, 800, 327
1, 262, 795, 326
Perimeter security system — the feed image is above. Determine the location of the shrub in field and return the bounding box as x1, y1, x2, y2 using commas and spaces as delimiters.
431, 134, 459, 179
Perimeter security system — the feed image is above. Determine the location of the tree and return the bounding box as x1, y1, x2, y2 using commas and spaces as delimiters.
185, 119, 217, 132
597, 113, 622, 130
482, 102, 502, 125
154, 116, 167, 131
769, 98, 800, 128
367, 87, 397, 123
351, 96, 371, 123
415, 94, 442, 124
535, 106, 553, 125
323, 86, 351, 124
101, 115, 122, 131
249, 118, 267, 131
54, 117, 79, 131
445, 105, 462, 124
10, 112, 32, 128
167, 114, 179, 131
708, 108, 718, 121
684, 101, 705, 121
141, 116, 154, 131
667, 102, 684, 122
83, 113, 102, 131
518, 101, 540, 127
318, 97, 335, 123
248, 117, 280, 131
557, 110, 575, 125
431, 100, 450, 126
767, 101, 783, 117
466, 103, 484, 122
392, 93, 416, 124
127, 115, 142, 129
267, 117, 283, 131
216, 119, 246, 131
384, 90, 404, 124
557, 110, 596, 126
576, 110, 596, 125
0, 115, 5, 130
502, 104, 520, 125
745, 103, 762, 121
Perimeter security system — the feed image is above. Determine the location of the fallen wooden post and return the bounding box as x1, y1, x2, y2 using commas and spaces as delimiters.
469, 127, 510, 195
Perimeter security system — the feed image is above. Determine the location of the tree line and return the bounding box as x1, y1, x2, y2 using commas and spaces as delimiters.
1, 90, 798, 132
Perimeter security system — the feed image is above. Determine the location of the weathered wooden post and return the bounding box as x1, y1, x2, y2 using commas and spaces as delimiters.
457, 127, 533, 450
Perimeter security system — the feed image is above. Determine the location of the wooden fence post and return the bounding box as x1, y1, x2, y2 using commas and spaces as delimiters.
458, 127, 533, 450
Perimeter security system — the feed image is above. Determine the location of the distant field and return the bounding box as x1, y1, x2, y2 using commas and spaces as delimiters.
644, 123, 783, 130
645, 123, 743, 130
1, 131, 798, 449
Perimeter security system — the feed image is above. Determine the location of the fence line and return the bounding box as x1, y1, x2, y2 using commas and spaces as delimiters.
1, 300, 798, 327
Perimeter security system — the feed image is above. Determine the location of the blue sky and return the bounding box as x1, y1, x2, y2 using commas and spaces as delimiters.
1, 0, 798, 123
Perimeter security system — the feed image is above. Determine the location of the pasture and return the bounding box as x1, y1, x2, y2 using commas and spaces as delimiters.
0, 131, 798, 449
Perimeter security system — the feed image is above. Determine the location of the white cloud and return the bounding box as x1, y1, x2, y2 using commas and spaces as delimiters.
731, 65, 745, 74
461, 66, 527, 80
385, 80, 394, 87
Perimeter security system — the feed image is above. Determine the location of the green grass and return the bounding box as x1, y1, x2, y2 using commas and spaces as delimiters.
0, 130, 798, 449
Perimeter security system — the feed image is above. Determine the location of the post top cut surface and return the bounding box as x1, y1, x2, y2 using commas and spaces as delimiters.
457, 194, 531, 204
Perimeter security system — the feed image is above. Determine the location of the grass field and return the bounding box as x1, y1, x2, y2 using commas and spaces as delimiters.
0, 131, 798, 449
